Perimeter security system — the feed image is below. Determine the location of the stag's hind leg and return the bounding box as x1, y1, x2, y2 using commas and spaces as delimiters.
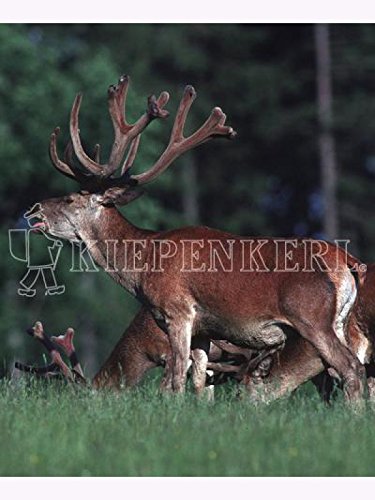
299, 324, 366, 403
284, 270, 366, 404
301, 272, 365, 401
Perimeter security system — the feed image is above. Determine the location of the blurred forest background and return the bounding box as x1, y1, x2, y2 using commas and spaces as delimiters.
1, 23, 375, 377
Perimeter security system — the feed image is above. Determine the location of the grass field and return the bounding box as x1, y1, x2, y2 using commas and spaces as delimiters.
1, 376, 375, 477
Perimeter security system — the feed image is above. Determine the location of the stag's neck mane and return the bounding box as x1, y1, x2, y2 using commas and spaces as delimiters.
77, 205, 156, 295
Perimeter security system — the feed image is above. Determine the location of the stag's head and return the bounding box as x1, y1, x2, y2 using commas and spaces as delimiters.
34, 75, 236, 242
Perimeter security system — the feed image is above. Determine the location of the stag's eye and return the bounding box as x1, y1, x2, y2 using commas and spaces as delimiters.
65, 195, 74, 204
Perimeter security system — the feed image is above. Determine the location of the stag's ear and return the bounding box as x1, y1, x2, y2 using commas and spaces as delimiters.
96, 187, 144, 207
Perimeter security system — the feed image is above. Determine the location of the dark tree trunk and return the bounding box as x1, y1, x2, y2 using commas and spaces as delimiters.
315, 24, 338, 241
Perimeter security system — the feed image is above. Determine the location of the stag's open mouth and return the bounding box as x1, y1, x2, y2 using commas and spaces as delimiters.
24, 203, 49, 232
31, 221, 46, 230
29, 212, 49, 232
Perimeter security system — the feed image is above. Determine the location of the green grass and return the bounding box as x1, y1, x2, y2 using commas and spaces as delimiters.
0, 377, 375, 476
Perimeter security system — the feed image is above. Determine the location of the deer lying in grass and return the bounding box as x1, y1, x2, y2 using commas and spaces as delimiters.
30, 74, 367, 402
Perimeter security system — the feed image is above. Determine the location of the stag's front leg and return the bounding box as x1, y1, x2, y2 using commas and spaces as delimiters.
167, 318, 193, 393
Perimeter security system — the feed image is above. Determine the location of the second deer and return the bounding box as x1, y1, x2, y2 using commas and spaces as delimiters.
15, 318, 257, 393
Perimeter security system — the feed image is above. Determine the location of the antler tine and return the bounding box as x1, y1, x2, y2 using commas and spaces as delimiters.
121, 135, 141, 175
170, 85, 197, 143
189, 107, 237, 144
107, 74, 131, 133
105, 88, 170, 177
119, 91, 169, 176
63, 138, 74, 166
50, 128, 92, 186
27, 321, 75, 382
51, 327, 85, 379
49, 127, 78, 181
69, 94, 105, 176
70, 76, 170, 179
131, 85, 236, 185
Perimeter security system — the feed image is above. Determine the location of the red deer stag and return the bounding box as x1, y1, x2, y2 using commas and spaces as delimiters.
30, 75, 366, 402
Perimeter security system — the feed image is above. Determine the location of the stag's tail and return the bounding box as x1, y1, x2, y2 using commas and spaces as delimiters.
345, 251, 366, 289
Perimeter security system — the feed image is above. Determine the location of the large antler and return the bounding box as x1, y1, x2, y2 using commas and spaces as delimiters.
15, 321, 77, 382
49, 75, 236, 191
70, 76, 170, 178
131, 85, 236, 185
51, 327, 85, 379
49, 75, 169, 185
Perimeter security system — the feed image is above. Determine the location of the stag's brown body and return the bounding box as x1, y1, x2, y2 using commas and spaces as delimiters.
32, 75, 367, 402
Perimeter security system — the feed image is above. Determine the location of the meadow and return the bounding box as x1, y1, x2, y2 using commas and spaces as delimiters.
0, 376, 375, 477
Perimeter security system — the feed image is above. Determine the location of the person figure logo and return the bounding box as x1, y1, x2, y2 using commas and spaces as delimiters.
9, 203, 65, 297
